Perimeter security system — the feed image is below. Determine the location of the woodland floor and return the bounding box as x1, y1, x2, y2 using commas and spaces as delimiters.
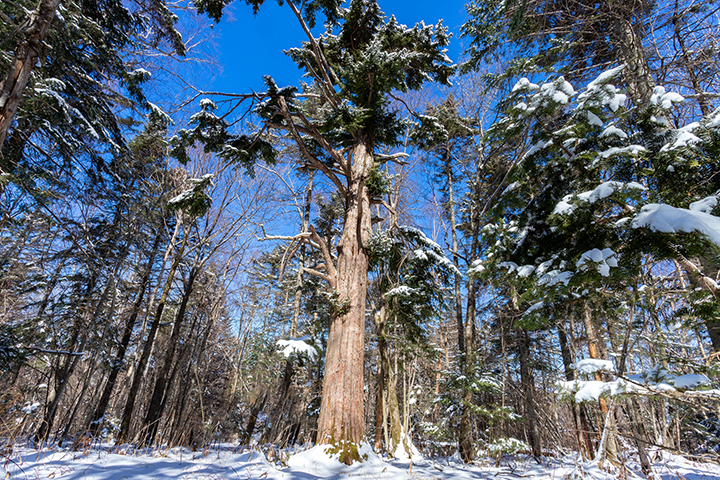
2, 443, 720, 480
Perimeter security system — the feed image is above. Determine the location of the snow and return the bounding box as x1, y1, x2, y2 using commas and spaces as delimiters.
199, 98, 217, 109
650, 86, 685, 109
523, 301, 544, 316
516, 264, 535, 277
586, 65, 625, 89
660, 131, 702, 152
598, 145, 646, 158
576, 248, 617, 276
385, 285, 418, 297
586, 111, 603, 126
4, 443, 720, 480
572, 358, 615, 375
632, 203, 720, 247
537, 269, 573, 286
512, 77, 539, 92
600, 125, 627, 139
555, 181, 646, 215
467, 259, 485, 276
553, 200, 576, 215
689, 196, 718, 214
277, 337, 317, 361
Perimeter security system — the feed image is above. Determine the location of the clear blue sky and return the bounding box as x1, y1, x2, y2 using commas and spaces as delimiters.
210, 0, 468, 93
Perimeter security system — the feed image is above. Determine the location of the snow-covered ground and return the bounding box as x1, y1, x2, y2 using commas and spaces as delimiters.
3, 443, 720, 480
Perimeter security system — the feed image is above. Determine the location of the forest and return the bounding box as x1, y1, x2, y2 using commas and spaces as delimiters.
1, 0, 720, 477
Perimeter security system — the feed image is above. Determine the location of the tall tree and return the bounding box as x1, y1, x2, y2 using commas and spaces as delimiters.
171, 0, 453, 462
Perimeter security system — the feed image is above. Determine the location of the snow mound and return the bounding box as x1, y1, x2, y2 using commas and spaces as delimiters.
287, 443, 406, 477
277, 337, 317, 361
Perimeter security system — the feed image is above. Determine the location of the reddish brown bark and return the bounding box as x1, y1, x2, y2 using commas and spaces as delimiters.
315, 140, 372, 463
0, 0, 61, 153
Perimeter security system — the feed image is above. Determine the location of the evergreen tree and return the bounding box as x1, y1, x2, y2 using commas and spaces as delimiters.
170, 0, 453, 461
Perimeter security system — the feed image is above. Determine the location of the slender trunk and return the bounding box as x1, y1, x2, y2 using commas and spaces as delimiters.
558, 324, 594, 459
117, 226, 188, 444
35, 272, 98, 443
141, 266, 199, 446
611, 4, 653, 104
242, 393, 267, 445
375, 308, 403, 454
614, 298, 652, 476
0, 0, 61, 154
373, 365, 384, 453
675, 256, 720, 351
673, 0, 710, 115
89, 233, 161, 435
316, 139, 372, 463
518, 329, 542, 460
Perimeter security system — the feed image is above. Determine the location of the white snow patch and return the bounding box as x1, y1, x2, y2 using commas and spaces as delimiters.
572, 358, 615, 375
632, 203, 720, 247
277, 337, 317, 361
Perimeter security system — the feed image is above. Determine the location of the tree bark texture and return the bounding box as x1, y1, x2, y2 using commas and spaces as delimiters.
89, 233, 161, 436
142, 266, 199, 446
518, 329, 542, 459
117, 229, 188, 444
0, 0, 61, 153
315, 140, 372, 462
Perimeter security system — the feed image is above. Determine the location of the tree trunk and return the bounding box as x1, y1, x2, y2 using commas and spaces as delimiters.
117, 226, 188, 444
35, 272, 98, 443
518, 329, 542, 460
88, 233, 161, 436
0, 0, 61, 154
374, 308, 403, 455
557, 324, 594, 459
316, 139, 372, 463
141, 265, 199, 446
675, 256, 720, 351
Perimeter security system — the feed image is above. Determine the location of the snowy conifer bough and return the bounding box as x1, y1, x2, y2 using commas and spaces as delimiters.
170, 0, 453, 463
477, 65, 720, 341
472, 65, 720, 465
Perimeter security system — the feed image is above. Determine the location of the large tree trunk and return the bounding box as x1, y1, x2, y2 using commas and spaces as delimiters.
316, 139, 372, 463
0, 0, 61, 154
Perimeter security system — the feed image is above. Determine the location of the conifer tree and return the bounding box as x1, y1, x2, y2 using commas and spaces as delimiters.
170, 0, 452, 461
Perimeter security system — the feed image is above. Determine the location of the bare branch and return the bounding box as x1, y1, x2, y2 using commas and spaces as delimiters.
274, 97, 347, 193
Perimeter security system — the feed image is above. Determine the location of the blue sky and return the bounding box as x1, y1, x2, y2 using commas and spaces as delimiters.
210, 0, 468, 93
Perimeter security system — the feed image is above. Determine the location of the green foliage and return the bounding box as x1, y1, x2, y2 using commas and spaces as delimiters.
169, 99, 277, 174
1, 0, 186, 195
369, 225, 457, 343
166, 174, 214, 217
365, 162, 391, 198
476, 64, 720, 338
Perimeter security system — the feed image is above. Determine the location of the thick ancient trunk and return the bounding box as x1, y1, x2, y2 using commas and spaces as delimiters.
316, 140, 372, 463
0, 0, 61, 153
